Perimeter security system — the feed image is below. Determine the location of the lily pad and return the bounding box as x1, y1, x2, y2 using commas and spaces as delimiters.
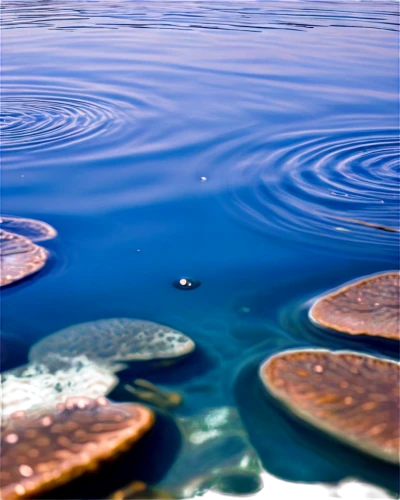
0, 216, 57, 242
1, 356, 119, 419
29, 318, 195, 366
309, 272, 400, 340
0, 230, 48, 287
232, 330, 399, 492
0, 397, 154, 500
260, 349, 400, 464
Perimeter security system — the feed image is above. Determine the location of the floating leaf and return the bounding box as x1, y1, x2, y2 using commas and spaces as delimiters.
0, 230, 48, 287
260, 349, 400, 463
309, 272, 400, 340
0, 397, 154, 500
0, 216, 57, 242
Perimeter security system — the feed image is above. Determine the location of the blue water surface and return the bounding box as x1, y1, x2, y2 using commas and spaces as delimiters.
1, 0, 399, 497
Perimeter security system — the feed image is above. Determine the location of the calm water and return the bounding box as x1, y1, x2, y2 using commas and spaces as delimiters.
1, 0, 399, 497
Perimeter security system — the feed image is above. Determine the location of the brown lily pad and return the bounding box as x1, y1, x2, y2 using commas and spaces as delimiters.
0, 397, 154, 500
0, 216, 57, 242
260, 349, 400, 464
309, 272, 400, 340
0, 230, 49, 287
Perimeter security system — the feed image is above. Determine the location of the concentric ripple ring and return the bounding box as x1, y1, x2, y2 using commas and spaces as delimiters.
219, 125, 399, 251
1, 91, 130, 153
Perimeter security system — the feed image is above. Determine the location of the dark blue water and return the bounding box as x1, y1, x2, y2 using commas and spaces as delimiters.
1, 1, 399, 497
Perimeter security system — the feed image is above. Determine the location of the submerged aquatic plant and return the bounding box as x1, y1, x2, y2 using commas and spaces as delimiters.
260, 348, 400, 464
0, 356, 119, 418
0, 230, 49, 287
29, 318, 195, 365
309, 272, 400, 340
0, 216, 57, 242
124, 379, 183, 409
159, 406, 263, 498
0, 397, 154, 500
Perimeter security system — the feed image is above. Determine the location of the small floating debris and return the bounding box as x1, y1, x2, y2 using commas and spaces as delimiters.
328, 215, 399, 233
200, 176, 207, 182
260, 349, 400, 463
0, 355, 118, 418
0, 216, 57, 242
125, 379, 182, 409
109, 481, 173, 499
29, 318, 196, 366
0, 230, 48, 287
173, 277, 201, 290
0, 397, 154, 500
309, 271, 400, 340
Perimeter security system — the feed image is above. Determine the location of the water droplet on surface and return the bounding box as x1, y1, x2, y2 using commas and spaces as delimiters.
173, 277, 201, 290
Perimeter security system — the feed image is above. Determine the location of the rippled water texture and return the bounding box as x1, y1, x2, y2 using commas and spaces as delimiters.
2, 1, 399, 256
1, 1, 399, 497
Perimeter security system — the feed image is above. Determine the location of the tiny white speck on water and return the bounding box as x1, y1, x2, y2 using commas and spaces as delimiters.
200, 176, 207, 182
179, 278, 187, 286
335, 227, 350, 232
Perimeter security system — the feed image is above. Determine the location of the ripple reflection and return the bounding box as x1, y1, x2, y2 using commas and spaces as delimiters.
218, 124, 399, 253
0, 88, 134, 153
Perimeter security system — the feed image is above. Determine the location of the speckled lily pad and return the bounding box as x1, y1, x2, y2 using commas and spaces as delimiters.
0, 397, 154, 500
0, 356, 119, 419
260, 349, 400, 464
29, 318, 195, 366
309, 272, 400, 340
0, 216, 57, 242
233, 329, 399, 492
0, 230, 48, 287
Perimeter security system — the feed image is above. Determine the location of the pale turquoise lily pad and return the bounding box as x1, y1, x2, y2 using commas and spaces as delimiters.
29, 318, 195, 367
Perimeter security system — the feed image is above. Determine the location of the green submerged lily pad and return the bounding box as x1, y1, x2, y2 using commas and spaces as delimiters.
0, 230, 49, 287
309, 272, 400, 340
29, 318, 195, 367
0, 397, 154, 500
260, 348, 400, 464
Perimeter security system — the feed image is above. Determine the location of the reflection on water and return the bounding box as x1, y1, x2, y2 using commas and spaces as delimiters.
0, 93, 128, 153
1, 0, 399, 498
219, 126, 399, 253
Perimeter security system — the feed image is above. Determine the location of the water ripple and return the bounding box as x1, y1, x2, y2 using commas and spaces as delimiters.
1, 1, 398, 33
0, 89, 133, 153
216, 123, 399, 253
